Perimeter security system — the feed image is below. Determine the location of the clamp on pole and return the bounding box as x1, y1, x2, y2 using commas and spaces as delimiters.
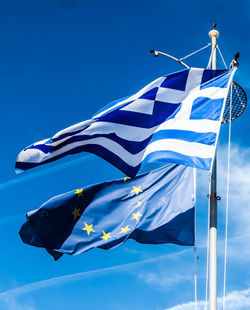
230, 52, 240, 68
207, 194, 221, 200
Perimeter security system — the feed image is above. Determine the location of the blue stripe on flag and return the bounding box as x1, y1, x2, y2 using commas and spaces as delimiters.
161, 70, 189, 91
16, 143, 141, 176
51, 133, 152, 154
201, 69, 232, 89
52, 128, 89, 142
190, 97, 224, 121
143, 150, 212, 170
99, 101, 181, 128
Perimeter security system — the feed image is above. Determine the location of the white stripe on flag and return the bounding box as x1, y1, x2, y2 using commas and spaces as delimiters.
142, 139, 215, 160
76, 122, 158, 141
198, 87, 228, 99
28, 137, 145, 167
156, 119, 220, 133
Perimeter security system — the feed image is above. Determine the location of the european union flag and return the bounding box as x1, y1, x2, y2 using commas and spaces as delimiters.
19, 164, 195, 260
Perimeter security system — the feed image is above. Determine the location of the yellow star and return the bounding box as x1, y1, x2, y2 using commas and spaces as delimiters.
82, 223, 95, 235
131, 186, 143, 195
132, 211, 142, 221
75, 189, 83, 198
72, 208, 81, 220
101, 231, 111, 241
124, 177, 131, 182
120, 225, 131, 234
136, 201, 142, 208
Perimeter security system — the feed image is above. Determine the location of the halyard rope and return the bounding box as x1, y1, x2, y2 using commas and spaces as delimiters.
222, 82, 233, 310
180, 43, 212, 61
217, 45, 228, 69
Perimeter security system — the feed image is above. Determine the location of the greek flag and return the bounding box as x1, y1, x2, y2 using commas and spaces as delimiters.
16, 68, 235, 177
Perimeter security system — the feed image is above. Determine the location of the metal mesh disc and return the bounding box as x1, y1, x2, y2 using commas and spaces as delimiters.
222, 81, 247, 124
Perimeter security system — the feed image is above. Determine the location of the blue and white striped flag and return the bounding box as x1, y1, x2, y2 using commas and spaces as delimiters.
16, 68, 235, 177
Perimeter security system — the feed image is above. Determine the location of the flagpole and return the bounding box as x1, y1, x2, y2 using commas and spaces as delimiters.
209, 25, 219, 310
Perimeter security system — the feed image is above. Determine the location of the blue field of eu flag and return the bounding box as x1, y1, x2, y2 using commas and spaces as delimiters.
19, 164, 195, 260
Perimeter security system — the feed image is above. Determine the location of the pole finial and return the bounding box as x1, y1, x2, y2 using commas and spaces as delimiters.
209, 23, 219, 39
209, 29, 219, 39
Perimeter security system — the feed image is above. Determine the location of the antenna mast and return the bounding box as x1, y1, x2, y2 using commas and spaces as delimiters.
209, 24, 219, 310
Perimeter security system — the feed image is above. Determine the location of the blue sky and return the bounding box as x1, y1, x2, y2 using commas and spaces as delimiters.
0, 0, 250, 309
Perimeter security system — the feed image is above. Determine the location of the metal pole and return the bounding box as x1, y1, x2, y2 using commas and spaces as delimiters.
209, 27, 219, 310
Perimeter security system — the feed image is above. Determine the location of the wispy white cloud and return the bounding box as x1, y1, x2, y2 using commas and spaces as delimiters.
164, 287, 250, 310
139, 271, 193, 290
0, 249, 190, 300
0, 154, 93, 192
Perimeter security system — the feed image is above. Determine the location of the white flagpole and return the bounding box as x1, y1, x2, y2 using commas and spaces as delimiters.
208, 26, 219, 310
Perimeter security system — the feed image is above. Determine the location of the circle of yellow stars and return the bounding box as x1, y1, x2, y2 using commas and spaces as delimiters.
73, 183, 145, 241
